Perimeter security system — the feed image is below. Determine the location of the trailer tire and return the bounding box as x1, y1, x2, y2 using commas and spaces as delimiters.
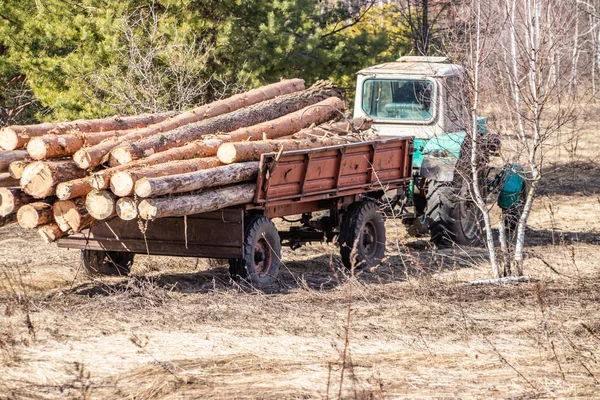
229, 215, 281, 287
81, 250, 134, 276
339, 201, 386, 270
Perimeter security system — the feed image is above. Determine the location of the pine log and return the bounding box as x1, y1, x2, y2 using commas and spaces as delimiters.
135, 162, 259, 198
17, 201, 54, 229
110, 81, 342, 165
139, 183, 256, 220
89, 139, 223, 190
8, 160, 31, 179
53, 198, 95, 232
0, 112, 176, 151
85, 190, 116, 220
116, 197, 138, 221
38, 223, 66, 243
0, 150, 28, 172
0, 187, 36, 216
20, 160, 87, 198
56, 177, 93, 200
72, 79, 305, 168
0, 213, 17, 228
110, 157, 222, 197
217, 137, 350, 164
0, 172, 20, 188
26, 131, 115, 160
291, 117, 373, 139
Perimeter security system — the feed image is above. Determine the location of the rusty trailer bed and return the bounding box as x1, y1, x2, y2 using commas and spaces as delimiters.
58, 136, 413, 258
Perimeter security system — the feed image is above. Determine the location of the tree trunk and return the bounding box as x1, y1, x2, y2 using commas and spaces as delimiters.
26, 131, 120, 160
110, 81, 341, 165
20, 160, 87, 198
116, 197, 138, 221
38, 223, 66, 243
0, 150, 28, 172
89, 139, 223, 190
8, 160, 31, 179
53, 198, 95, 232
135, 162, 259, 198
0, 187, 36, 216
56, 177, 93, 200
139, 183, 256, 219
85, 190, 117, 220
110, 157, 222, 197
17, 201, 54, 229
0, 172, 20, 188
217, 137, 349, 164
72, 79, 305, 168
0, 111, 176, 151
0, 212, 17, 228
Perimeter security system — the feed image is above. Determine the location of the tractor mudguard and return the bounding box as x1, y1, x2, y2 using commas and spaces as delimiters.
495, 164, 525, 209
417, 131, 466, 182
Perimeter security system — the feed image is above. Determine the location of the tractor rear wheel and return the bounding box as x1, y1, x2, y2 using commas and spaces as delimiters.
339, 201, 386, 270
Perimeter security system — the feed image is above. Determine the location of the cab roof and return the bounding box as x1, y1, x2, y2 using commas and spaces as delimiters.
357, 56, 464, 77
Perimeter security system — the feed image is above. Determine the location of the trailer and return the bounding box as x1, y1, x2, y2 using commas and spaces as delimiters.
58, 136, 413, 286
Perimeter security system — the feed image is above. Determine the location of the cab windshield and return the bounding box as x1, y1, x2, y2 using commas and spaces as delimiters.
362, 79, 434, 122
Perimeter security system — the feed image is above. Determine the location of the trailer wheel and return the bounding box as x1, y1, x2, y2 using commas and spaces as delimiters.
339, 201, 386, 270
229, 215, 281, 287
81, 250, 134, 276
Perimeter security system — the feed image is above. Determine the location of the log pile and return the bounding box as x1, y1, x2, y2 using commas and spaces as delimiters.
0, 79, 375, 244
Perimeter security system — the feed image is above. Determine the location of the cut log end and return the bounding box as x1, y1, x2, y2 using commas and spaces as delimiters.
85, 190, 116, 220
9, 161, 30, 179
73, 149, 92, 169
110, 171, 135, 197
17, 202, 53, 229
116, 197, 138, 221
26, 138, 49, 160
56, 178, 92, 200
0, 187, 35, 217
38, 223, 66, 243
134, 178, 152, 198
21, 160, 86, 199
216, 143, 238, 164
111, 147, 134, 165
138, 199, 159, 220
54, 198, 94, 232
0, 128, 21, 151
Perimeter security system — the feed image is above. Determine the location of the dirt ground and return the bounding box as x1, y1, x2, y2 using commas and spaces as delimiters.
0, 131, 599, 399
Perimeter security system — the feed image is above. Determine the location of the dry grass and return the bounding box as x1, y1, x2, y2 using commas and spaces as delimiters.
0, 130, 599, 398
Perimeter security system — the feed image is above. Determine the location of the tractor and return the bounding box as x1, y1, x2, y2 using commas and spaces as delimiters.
353, 56, 525, 245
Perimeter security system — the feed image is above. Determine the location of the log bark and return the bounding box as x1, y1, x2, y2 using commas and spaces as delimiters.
0, 172, 20, 188
54, 198, 95, 232
0, 150, 28, 172
139, 183, 256, 219
38, 223, 66, 243
0, 213, 17, 228
110, 81, 341, 165
89, 139, 223, 190
72, 79, 305, 168
0, 187, 36, 216
135, 162, 259, 198
26, 131, 117, 160
85, 190, 116, 220
217, 137, 349, 164
56, 177, 93, 200
291, 117, 373, 139
21, 160, 87, 198
0, 111, 176, 151
8, 160, 31, 179
17, 201, 54, 229
110, 157, 222, 197
116, 197, 138, 221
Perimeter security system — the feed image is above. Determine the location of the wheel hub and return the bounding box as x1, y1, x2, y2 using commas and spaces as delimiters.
253, 239, 272, 276
361, 222, 378, 257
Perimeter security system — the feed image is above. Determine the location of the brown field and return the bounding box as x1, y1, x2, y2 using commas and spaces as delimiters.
0, 130, 599, 399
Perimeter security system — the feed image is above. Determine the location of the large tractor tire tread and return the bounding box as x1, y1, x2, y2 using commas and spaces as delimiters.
339, 201, 386, 270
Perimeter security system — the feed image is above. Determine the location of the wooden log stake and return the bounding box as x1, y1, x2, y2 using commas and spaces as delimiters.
110, 157, 222, 197
53, 198, 95, 232
8, 160, 31, 179
56, 177, 93, 201
0, 150, 28, 172
85, 190, 117, 220
17, 201, 54, 229
110, 81, 341, 165
73, 79, 305, 168
38, 223, 66, 243
116, 197, 138, 221
139, 183, 256, 220
21, 160, 87, 198
0, 172, 20, 188
135, 162, 259, 198
0, 111, 176, 151
0, 187, 36, 216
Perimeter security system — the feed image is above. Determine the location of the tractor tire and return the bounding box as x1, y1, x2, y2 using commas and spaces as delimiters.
81, 250, 134, 276
339, 201, 386, 270
228, 215, 281, 287
426, 180, 483, 246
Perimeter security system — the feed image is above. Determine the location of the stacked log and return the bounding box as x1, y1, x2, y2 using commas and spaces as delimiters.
0, 78, 378, 250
